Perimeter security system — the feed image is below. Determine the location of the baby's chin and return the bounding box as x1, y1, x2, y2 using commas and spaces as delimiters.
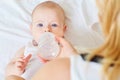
35, 40, 39, 43
34, 37, 41, 42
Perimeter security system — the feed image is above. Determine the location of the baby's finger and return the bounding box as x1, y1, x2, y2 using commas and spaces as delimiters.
16, 58, 24, 62
17, 65, 23, 70
15, 62, 26, 71
13, 57, 24, 62
15, 61, 24, 67
16, 65, 25, 73
37, 54, 49, 63
24, 54, 32, 63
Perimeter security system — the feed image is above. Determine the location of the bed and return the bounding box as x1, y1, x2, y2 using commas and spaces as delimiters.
0, 0, 103, 80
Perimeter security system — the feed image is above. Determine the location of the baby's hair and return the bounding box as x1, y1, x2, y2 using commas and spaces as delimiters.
32, 1, 65, 17
34, 1, 62, 10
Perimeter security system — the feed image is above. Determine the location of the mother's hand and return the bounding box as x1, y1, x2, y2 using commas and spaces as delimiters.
56, 37, 78, 58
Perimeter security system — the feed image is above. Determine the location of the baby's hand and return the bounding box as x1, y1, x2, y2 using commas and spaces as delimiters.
5, 54, 32, 76
15, 54, 32, 73
37, 54, 49, 63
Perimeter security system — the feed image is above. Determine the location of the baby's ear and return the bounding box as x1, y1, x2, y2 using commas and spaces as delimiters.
63, 25, 67, 32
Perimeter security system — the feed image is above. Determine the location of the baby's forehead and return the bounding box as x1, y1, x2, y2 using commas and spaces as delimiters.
32, 8, 65, 21
32, 6, 65, 19
33, 5, 63, 15
32, 1, 65, 16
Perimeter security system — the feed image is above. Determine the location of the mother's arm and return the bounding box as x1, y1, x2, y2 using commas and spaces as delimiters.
31, 58, 70, 80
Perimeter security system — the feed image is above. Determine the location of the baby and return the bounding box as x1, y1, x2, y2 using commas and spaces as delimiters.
5, 1, 76, 80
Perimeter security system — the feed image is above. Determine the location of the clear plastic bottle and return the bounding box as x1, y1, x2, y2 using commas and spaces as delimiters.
37, 32, 60, 60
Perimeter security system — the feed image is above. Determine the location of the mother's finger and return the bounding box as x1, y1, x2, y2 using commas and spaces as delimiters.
56, 37, 73, 48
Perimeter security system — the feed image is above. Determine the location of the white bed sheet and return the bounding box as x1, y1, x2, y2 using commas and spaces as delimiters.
0, 0, 104, 80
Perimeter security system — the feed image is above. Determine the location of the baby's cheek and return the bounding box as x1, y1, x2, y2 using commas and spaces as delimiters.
33, 34, 40, 42
52, 30, 63, 36
32, 30, 40, 38
55, 32, 64, 37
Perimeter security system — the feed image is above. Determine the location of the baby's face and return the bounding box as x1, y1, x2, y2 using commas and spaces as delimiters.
31, 8, 66, 42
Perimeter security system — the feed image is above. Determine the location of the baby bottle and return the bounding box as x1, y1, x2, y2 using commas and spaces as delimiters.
37, 32, 60, 60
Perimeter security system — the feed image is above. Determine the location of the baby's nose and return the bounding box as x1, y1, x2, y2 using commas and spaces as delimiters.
44, 26, 51, 32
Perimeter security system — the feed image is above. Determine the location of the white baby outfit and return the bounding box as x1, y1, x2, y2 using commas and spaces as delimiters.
21, 41, 44, 80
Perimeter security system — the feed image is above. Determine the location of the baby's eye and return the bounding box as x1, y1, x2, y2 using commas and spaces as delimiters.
51, 23, 58, 27
37, 23, 43, 27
